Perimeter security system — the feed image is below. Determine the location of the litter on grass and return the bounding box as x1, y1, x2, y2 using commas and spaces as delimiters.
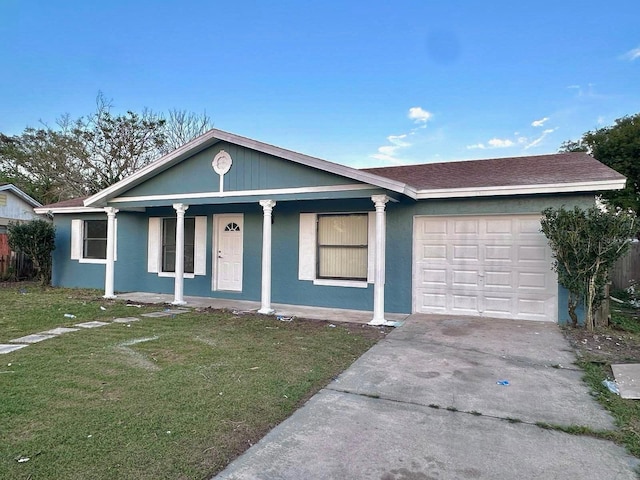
126, 304, 142, 308
277, 315, 295, 322
328, 324, 336, 328
64, 313, 76, 318
602, 379, 620, 395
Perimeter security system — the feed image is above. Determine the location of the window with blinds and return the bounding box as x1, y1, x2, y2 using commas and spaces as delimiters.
317, 214, 368, 280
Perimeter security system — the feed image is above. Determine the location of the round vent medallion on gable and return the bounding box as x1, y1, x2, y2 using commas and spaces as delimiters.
212, 150, 233, 175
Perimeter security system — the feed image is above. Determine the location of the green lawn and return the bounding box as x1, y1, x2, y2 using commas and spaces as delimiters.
0, 286, 382, 479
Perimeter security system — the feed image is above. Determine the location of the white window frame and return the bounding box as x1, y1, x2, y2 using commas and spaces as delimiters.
148, 216, 207, 278
71, 218, 117, 264
298, 212, 375, 288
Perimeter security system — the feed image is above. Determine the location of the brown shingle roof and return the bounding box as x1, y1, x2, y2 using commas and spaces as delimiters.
362, 152, 625, 190
40, 197, 89, 209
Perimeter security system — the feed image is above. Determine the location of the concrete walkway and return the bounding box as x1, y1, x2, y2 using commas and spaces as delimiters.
214, 315, 639, 480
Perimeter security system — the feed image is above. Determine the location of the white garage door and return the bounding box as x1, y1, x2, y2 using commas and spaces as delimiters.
413, 215, 557, 322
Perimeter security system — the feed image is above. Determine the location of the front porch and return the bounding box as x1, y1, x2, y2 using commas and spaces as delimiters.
119, 292, 409, 325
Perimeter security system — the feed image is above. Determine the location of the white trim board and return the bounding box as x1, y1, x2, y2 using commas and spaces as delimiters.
109, 184, 376, 204
415, 179, 626, 199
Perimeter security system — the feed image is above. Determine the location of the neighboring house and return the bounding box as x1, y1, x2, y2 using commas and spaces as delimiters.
0, 184, 44, 256
35, 130, 625, 325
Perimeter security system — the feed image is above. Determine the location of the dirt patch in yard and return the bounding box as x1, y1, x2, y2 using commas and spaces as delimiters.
563, 327, 640, 364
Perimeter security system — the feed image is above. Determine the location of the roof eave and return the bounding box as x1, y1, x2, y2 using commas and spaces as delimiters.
415, 179, 626, 199
0, 184, 43, 208
34, 206, 106, 215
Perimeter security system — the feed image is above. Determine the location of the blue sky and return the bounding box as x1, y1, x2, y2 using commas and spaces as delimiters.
1, 1, 639, 168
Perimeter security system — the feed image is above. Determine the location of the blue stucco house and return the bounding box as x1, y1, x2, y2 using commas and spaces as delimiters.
36, 130, 625, 324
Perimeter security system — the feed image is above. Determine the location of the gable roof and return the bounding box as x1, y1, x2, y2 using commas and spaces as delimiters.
0, 184, 42, 208
83, 129, 413, 207
37, 131, 627, 213
363, 152, 626, 198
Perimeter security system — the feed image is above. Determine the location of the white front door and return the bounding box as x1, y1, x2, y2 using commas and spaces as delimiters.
215, 215, 243, 291
413, 214, 558, 322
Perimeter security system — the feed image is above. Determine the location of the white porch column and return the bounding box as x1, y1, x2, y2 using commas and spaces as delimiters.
172, 203, 189, 305
103, 207, 119, 299
369, 195, 389, 325
258, 199, 276, 314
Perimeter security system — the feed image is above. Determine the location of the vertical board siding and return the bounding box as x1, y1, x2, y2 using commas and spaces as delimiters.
611, 242, 640, 290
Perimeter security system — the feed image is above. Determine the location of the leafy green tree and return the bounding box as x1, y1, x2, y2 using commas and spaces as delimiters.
560, 113, 640, 213
8, 220, 56, 286
540, 206, 637, 330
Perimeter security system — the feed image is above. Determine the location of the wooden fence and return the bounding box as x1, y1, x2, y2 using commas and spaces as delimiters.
0, 252, 35, 281
610, 242, 640, 291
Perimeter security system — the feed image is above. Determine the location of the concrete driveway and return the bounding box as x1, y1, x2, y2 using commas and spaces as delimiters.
214, 315, 639, 479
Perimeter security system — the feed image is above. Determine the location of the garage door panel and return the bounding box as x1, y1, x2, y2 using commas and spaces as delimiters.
421, 268, 447, 286
421, 244, 447, 261
453, 245, 479, 260
485, 219, 513, 234
413, 215, 557, 322
518, 272, 548, 289
483, 271, 512, 288
485, 245, 513, 261
483, 296, 514, 316
452, 294, 479, 312
454, 219, 479, 234
518, 245, 547, 262
519, 218, 543, 234
452, 270, 480, 287
421, 293, 447, 311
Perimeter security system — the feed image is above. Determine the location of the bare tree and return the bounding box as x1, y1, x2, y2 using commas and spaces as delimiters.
161, 108, 213, 153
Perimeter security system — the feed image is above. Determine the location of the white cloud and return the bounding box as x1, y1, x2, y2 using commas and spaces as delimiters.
387, 134, 411, 147
621, 47, 640, 61
371, 134, 413, 163
467, 137, 514, 150
466, 143, 486, 150
487, 138, 514, 148
408, 107, 433, 124
531, 117, 549, 127
525, 128, 555, 149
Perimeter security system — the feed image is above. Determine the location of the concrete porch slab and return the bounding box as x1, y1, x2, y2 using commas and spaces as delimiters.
612, 363, 640, 399
0, 344, 28, 354
120, 292, 409, 325
74, 321, 110, 328
9, 334, 57, 344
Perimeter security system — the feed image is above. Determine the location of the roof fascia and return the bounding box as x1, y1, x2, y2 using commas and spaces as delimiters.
415, 179, 627, 199
34, 206, 106, 214
0, 184, 43, 207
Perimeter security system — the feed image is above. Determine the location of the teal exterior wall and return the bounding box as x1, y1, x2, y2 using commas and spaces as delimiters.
51, 192, 596, 322
121, 142, 358, 199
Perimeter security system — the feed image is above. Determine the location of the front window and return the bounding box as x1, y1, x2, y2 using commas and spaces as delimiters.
83, 220, 107, 259
162, 218, 195, 273
317, 214, 368, 280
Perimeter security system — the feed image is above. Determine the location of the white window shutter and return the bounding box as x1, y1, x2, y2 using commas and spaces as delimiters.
70, 219, 82, 260
147, 217, 161, 273
298, 213, 316, 280
194, 216, 207, 276
113, 218, 118, 262
367, 212, 376, 283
